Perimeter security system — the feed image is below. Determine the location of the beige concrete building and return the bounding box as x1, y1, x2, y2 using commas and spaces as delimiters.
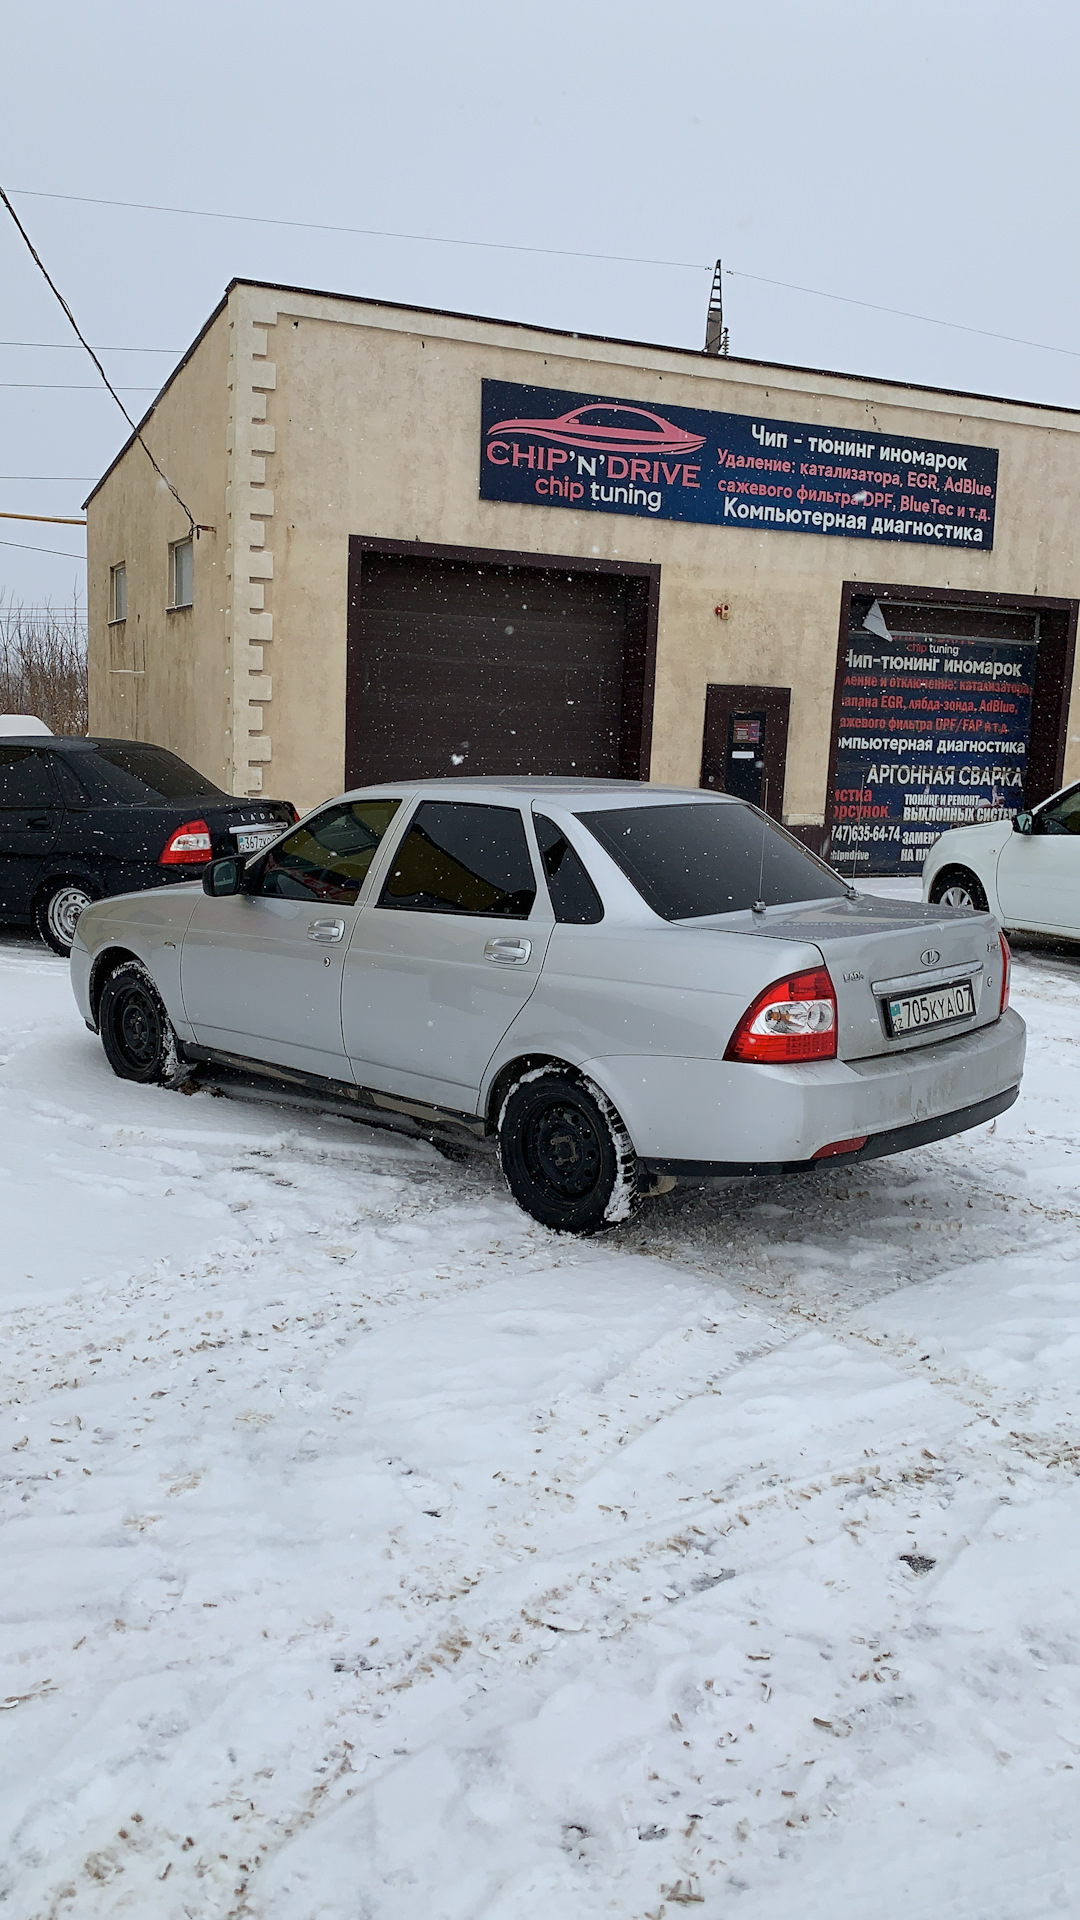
86, 277, 1080, 875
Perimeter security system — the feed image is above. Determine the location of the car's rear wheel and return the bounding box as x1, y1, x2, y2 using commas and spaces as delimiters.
98, 960, 188, 1087
33, 878, 94, 956
497, 1068, 640, 1234
928, 866, 989, 913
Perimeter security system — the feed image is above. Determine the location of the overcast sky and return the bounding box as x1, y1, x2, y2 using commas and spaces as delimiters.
3, 0, 1078, 613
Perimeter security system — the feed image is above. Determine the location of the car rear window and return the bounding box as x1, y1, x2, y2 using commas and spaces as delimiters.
75, 743, 227, 804
577, 801, 848, 920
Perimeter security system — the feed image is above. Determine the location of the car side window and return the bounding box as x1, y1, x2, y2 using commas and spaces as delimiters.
0, 747, 58, 807
378, 800, 537, 917
49, 756, 91, 807
533, 813, 604, 923
1037, 784, 1080, 836
258, 799, 401, 903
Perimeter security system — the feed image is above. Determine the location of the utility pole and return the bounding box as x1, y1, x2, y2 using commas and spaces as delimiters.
704, 260, 729, 357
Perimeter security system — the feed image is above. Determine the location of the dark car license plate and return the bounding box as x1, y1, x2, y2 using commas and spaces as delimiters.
884, 979, 976, 1036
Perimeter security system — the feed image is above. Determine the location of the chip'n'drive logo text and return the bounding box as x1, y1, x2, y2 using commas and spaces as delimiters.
485, 399, 705, 512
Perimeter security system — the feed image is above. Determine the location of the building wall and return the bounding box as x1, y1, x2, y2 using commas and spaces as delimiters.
87, 308, 233, 781
88, 283, 1080, 816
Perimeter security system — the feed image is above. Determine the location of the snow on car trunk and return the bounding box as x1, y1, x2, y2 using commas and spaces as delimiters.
1, 923, 1079, 1918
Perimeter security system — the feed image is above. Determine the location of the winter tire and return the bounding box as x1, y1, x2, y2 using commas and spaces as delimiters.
34, 879, 94, 957
928, 866, 989, 913
98, 960, 188, 1088
497, 1067, 640, 1234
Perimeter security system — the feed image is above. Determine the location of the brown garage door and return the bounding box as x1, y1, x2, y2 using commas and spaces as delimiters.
346, 539, 658, 786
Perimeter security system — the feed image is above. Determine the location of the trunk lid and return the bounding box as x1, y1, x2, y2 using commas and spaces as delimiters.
715, 894, 1003, 1061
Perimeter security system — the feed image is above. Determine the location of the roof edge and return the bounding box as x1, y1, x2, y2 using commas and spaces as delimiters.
84, 274, 1080, 509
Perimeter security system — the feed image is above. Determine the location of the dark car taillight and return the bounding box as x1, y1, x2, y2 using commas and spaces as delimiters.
725, 966, 838, 1063
159, 818, 212, 865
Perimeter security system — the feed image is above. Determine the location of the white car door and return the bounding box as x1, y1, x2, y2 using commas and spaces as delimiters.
996, 783, 1080, 933
180, 798, 402, 1076
342, 798, 552, 1109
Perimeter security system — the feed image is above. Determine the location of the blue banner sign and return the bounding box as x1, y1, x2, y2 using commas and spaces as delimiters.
479, 379, 998, 549
830, 626, 1036, 875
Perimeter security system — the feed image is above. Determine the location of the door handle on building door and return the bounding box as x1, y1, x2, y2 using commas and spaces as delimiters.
307, 919, 345, 942
484, 937, 532, 965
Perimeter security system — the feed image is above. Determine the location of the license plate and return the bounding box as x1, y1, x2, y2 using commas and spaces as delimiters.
884, 979, 976, 1036
233, 828, 279, 853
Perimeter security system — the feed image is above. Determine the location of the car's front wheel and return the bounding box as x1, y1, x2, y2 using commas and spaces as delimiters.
497, 1068, 640, 1234
98, 960, 188, 1087
33, 878, 94, 956
928, 865, 989, 913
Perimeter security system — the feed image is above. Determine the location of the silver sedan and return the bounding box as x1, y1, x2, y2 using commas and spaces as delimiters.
70, 779, 1025, 1233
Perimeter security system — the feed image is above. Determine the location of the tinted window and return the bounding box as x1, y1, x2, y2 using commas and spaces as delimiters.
379, 801, 536, 917
533, 813, 604, 924
79, 743, 226, 804
0, 747, 58, 808
48, 755, 93, 807
578, 802, 848, 920
1039, 783, 1080, 836
259, 800, 400, 904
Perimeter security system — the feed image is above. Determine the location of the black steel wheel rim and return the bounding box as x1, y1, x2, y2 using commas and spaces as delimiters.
113, 985, 162, 1072
525, 1097, 604, 1200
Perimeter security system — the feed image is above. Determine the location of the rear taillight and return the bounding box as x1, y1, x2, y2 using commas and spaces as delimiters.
159, 818, 212, 865
999, 931, 1011, 1014
726, 965, 838, 1063
285, 803, 299, 823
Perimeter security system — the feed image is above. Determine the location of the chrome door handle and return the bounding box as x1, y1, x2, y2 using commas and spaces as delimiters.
307, 919, 345, 943
484, 937, 532, 965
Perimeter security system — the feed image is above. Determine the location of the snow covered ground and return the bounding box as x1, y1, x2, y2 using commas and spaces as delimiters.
2, 895, 1079, 1919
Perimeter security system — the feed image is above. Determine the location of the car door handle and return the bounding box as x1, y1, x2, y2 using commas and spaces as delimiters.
307, 919, 345, 943
26, 814, 52, 830
484, 937, 532, 965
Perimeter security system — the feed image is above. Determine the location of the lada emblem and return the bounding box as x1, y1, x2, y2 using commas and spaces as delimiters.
920, 948, 941, 966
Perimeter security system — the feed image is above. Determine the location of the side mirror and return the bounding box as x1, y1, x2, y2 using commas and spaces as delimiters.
1013, 812, 1034, 836
203, 855, 245, 896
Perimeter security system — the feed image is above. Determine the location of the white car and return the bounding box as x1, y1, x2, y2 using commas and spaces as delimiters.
70, 779, 1025, 1234
923, 778, 1080, 937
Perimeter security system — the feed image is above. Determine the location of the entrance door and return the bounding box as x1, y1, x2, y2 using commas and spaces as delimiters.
342, 798, 552, 1109
0, 746, 63, 916
700, 685, 790, 820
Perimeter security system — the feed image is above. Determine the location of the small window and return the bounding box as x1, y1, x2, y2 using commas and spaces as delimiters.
259, 800, 401, 904
109, 563, 127, 622
169, 537, 194, 609
378, 801, 537, 918
533, 813, 604, 923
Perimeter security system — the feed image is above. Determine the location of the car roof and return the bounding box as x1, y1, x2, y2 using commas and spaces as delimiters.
343, 776, 740, 807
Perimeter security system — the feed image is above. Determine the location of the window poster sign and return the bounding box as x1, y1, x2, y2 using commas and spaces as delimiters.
830, 620, 1037, 876
479, 380, 999, 549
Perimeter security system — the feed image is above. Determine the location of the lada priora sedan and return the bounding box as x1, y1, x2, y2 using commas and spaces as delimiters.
70, 779, 1025, 1233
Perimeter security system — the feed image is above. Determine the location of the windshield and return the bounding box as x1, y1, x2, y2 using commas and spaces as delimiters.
77, 744, 228, 805
578, 802, 848, 920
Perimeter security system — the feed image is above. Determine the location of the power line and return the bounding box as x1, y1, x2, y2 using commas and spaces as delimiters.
6, 183, 708, 274
724, 267, 1080, 363
0, 475, 97, 481
0, 338, 179, 353
0, 382, 160, 391
0, 536, 86, 559
0, 183, 198, 536
10, 183, 1077, 368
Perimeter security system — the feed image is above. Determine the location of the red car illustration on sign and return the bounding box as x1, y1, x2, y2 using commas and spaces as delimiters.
486, 402, 706, 458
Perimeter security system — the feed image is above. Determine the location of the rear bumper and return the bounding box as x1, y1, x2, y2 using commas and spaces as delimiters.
582, 1007, 1026, 1167
642, 1085, 1019, 1180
